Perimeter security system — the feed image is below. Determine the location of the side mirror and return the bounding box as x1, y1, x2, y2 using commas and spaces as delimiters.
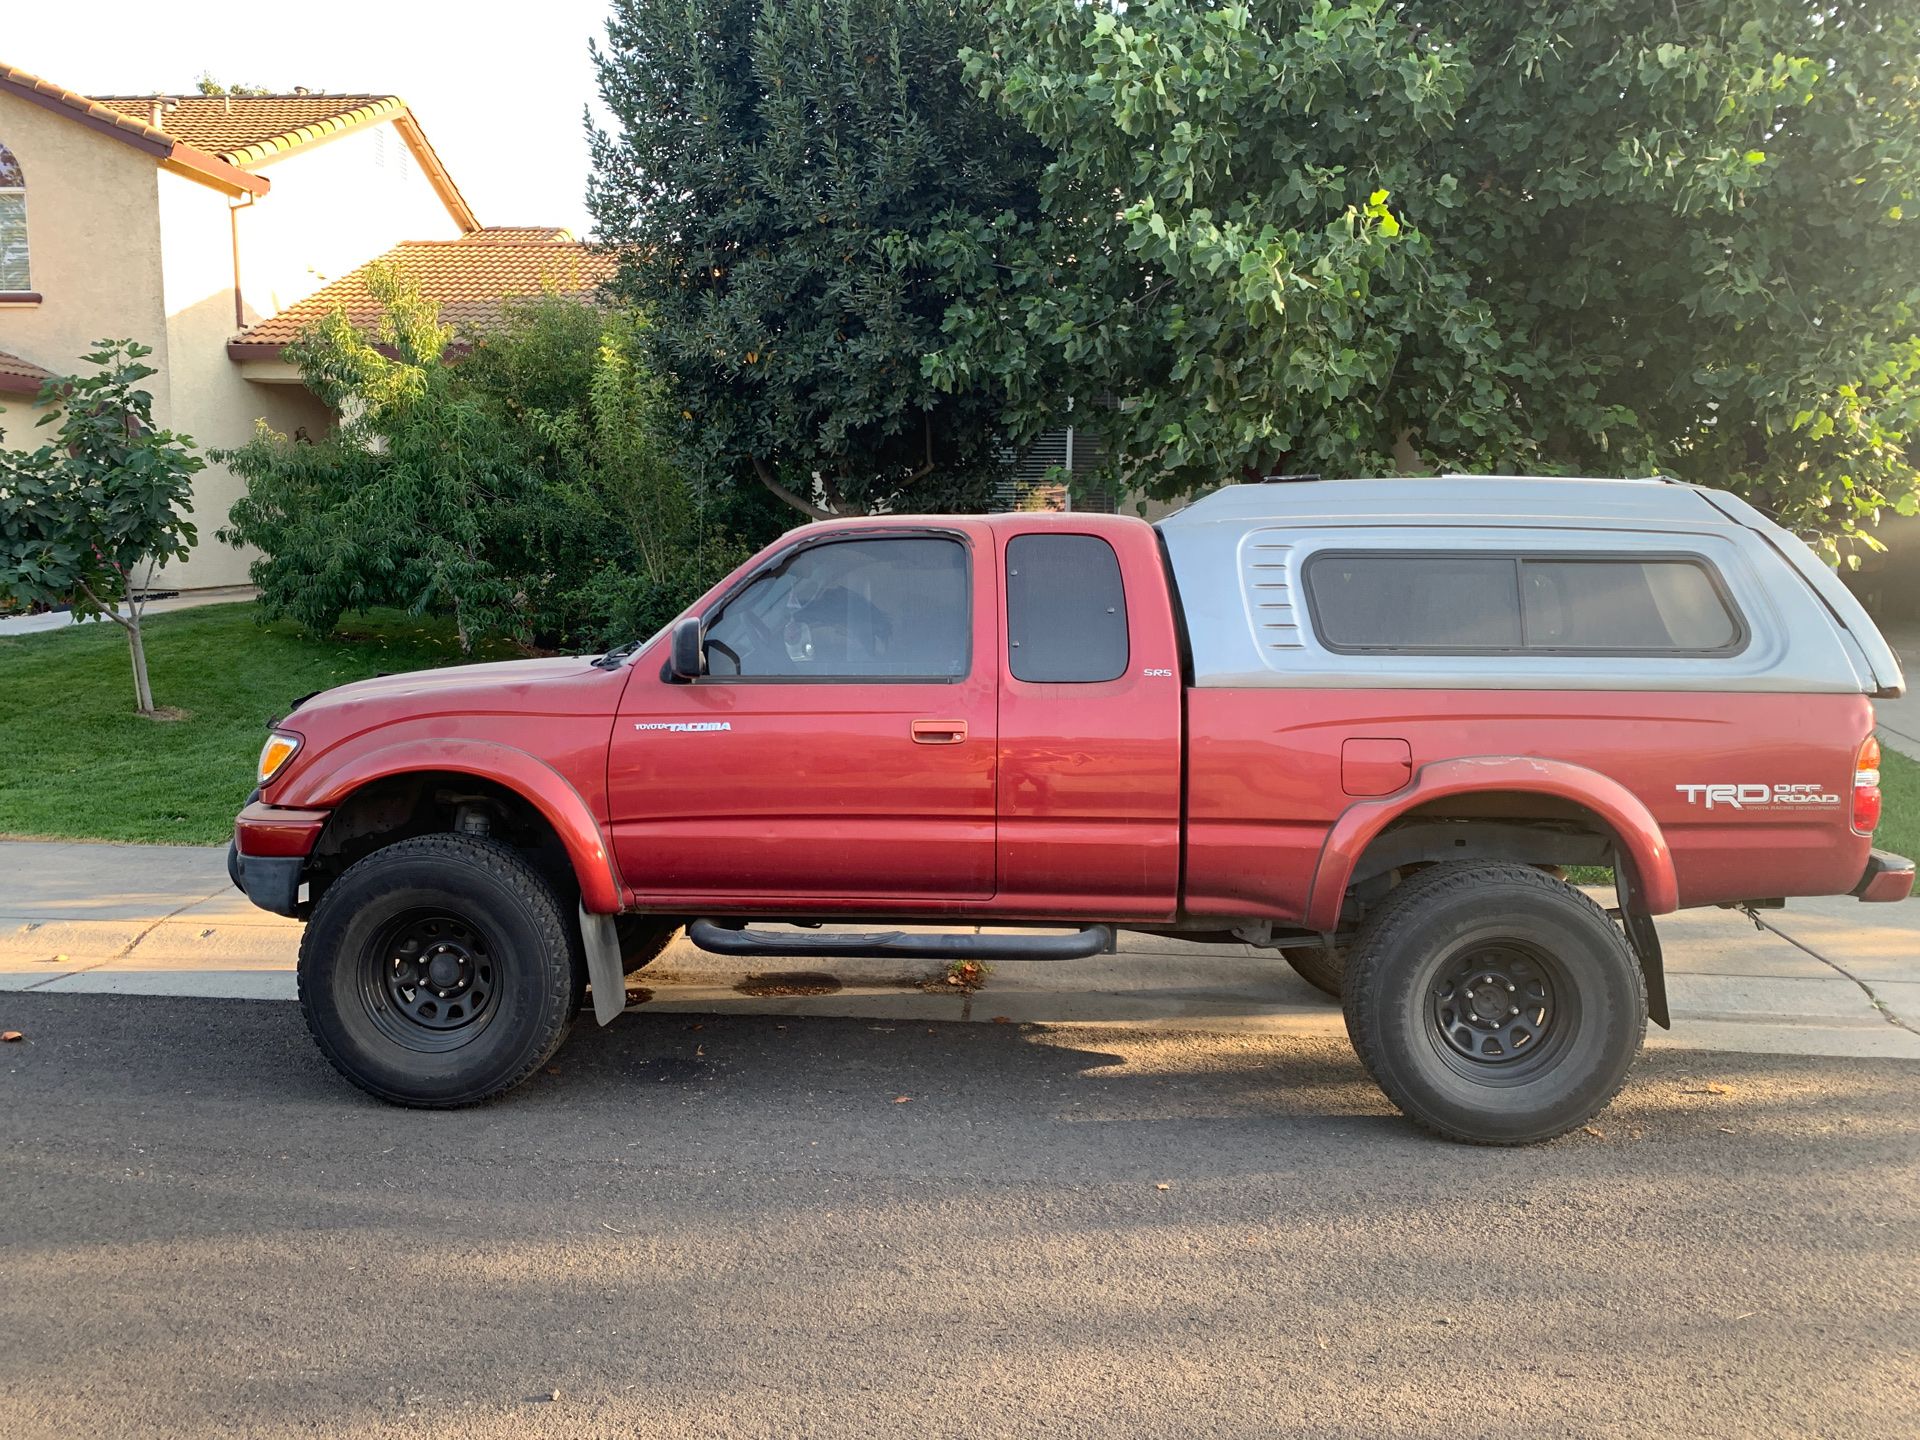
668, 616, 706, 681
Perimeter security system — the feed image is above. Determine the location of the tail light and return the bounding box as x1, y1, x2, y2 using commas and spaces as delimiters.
1853, 734, 1882, 836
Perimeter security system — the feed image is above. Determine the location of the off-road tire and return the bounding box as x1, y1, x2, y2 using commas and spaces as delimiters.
1281, 946, 1344, 999
1281, 862, 1484, 1000
1342, 863, 1646, 1146
298, 833, 576, 1108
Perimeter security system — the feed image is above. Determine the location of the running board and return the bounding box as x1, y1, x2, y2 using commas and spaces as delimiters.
687, 919, 1113, 962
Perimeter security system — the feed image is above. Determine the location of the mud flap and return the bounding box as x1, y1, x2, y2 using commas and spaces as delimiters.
579, 904, 626, 1027
1615, 863, 1670, 1029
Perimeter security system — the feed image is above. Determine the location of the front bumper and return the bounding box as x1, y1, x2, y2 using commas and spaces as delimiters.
231, 801, 330, 917
1853, 849, 1916, 903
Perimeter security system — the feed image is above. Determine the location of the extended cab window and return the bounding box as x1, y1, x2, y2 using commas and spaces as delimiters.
1305, 552, 1742, 655
1005, 533, 1128, 682
702, 536, 970, 680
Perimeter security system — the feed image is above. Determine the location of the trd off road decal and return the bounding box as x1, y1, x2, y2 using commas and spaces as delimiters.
633, 721, 733, 733
1674, 782, 1840, 810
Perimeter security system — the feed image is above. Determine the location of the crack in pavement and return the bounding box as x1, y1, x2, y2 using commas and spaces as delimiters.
1751, 914, 1917, 1037
20, 883, 231, 991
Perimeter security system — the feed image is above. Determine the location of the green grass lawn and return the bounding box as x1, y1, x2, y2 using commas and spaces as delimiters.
0, 603, 518, 845
1877, 744, 1920, 870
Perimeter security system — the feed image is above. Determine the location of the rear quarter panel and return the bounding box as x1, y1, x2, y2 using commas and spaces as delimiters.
1183, 688, 1874, 921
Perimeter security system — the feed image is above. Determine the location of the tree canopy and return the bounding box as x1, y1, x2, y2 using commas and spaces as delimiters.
931, 0, 1919, 549
0, 341, 203, 713
589, 0, 1063, 518
218, 270, 759, 651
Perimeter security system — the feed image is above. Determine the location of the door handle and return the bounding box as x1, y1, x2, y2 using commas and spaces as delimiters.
911, 719, 968, 744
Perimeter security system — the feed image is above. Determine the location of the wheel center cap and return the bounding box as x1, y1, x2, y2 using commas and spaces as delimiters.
1470, 984, 1508, 1022
427, 953, 463, 989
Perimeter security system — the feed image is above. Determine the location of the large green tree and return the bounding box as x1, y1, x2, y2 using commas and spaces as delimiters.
936, 0, 1920, 550
589, 0, 1062, 518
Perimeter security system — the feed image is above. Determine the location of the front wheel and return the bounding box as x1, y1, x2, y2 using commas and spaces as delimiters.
1342, 863, 1646, 1145
298, 834, 578, 1107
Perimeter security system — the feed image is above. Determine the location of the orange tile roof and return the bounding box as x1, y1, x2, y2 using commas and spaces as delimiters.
229, 240, 617, 358
0, 346, 55, 397
90, 93, 404, 165
0, 63, 476, 224
0, 61, 267, 194
460, 226, 576, 243
85, 90, 477, 228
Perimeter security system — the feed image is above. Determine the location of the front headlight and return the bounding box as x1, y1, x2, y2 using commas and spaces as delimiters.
257, 731, 302, 786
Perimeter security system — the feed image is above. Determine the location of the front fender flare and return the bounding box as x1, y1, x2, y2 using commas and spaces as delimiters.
280, 738, 623, 914
1303, 756, 1677, 933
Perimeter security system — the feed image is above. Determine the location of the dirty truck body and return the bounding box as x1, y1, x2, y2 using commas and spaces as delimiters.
232, 476, 1912, 1143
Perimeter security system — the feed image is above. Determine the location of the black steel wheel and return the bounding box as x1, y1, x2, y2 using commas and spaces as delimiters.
360, 910, 501, 1050
298, 833, 577, 1107
1343, 863, 1645, 1145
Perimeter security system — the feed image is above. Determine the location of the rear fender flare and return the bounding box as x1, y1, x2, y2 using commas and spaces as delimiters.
1304, 756, 1677, 933
282, 739, 623, 914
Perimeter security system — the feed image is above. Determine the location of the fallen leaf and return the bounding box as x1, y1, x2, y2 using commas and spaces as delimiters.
892, 1096, 912, 1104
1155, 1182, 1171, 1191
1582, 1126, 1605, 1138
545, 1066, 561, 1075
991, 1016, 1012, 1024
0, 1031, 21, 1043
1718, 1126, 1736, 1134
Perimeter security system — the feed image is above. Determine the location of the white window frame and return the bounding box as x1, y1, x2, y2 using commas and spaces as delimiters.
0, 142, 28, 294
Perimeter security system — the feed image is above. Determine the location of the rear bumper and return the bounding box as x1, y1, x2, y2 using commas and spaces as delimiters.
1853, 849, 1915, 903
231, 802, 330, 917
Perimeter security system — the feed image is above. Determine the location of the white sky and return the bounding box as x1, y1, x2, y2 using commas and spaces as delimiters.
5, 0, 614, 237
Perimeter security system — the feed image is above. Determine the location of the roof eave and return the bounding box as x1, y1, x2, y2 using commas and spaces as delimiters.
391, 111, 479, 233
164, 142, 270, 196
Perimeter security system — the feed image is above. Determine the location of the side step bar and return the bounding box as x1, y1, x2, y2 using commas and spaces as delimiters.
687, 919, 1113, 962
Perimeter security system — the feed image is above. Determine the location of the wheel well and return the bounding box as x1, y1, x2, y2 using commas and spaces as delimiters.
1343, 791, 1622, 923
307, 772, 576, 906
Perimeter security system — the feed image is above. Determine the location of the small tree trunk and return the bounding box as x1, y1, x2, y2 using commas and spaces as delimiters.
453, 598, 472, 656
125, 611, 156, 715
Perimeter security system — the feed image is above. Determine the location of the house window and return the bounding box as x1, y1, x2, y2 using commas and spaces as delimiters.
0, 142, 27, 293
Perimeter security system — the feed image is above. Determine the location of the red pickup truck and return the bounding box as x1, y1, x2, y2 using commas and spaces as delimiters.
231, 476, 1911, 1143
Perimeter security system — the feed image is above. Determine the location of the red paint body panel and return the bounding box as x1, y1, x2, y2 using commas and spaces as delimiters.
1184, 689, 1874, 925
261, 659, 628, 913
991, 517, 1183, 920
609, 520, 1001, 906
234, 802, 329, 858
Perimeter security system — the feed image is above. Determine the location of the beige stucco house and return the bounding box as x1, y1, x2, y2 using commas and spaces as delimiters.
0, 62, 607, 592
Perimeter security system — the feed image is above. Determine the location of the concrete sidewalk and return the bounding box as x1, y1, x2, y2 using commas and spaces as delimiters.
1, 839, 1915, 1059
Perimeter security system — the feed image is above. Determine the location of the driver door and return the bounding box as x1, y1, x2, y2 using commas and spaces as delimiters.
609, 528, 998, 906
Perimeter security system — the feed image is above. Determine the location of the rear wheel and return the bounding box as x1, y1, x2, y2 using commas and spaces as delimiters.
1281, 945, 1344, 999
298, 834, 576, 1107
1342, 863, 1645, 1145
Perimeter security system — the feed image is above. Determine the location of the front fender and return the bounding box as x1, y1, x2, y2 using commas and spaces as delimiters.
1303, 756, 1678, 932
276, 738, 624, 914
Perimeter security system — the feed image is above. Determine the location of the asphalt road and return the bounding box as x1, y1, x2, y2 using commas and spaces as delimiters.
3, 994, 1917, 1439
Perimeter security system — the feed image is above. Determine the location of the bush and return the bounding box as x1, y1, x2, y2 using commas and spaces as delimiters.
218, 272, 762, 651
